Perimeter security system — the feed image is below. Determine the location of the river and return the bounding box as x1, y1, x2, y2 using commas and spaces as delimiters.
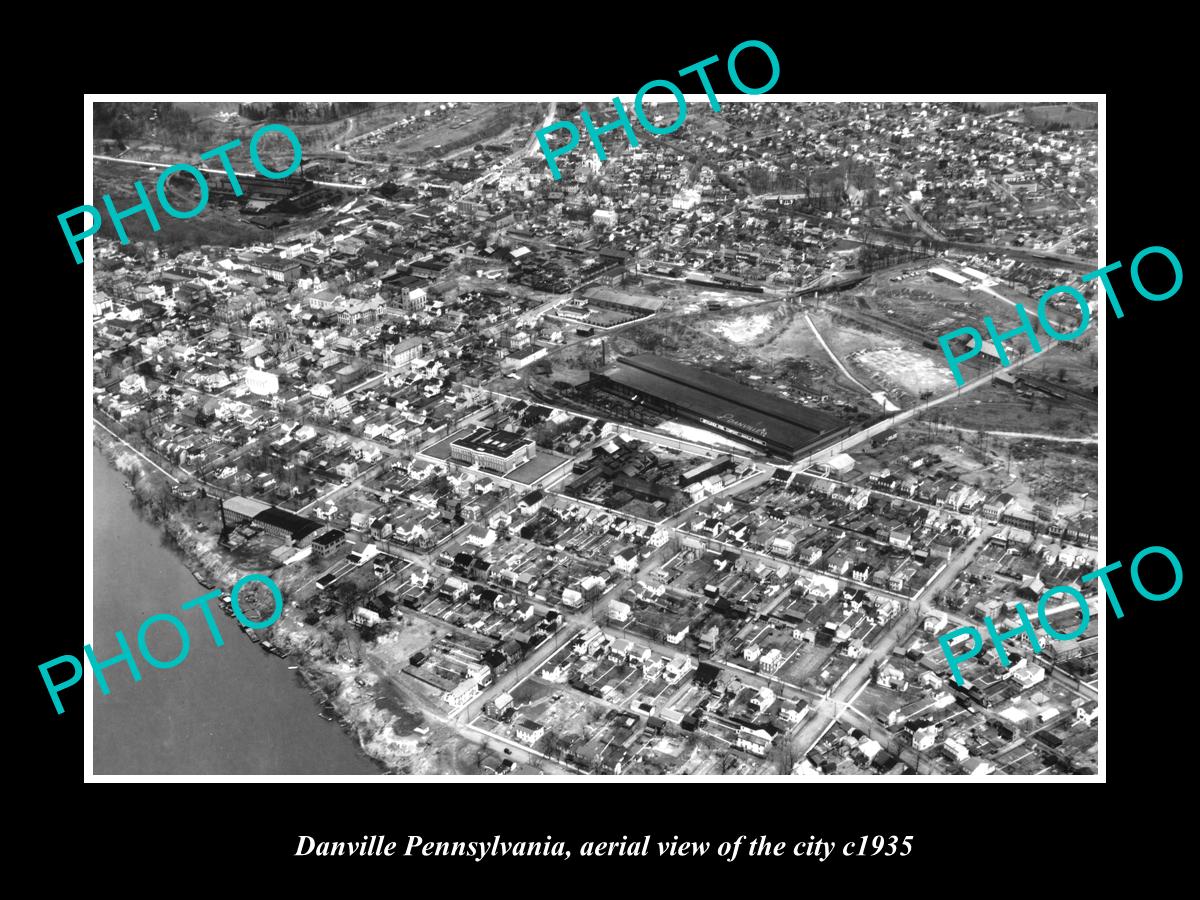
92, 447, 381, 775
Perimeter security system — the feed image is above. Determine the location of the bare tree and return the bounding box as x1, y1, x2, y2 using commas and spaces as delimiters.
767, 739, 798, 774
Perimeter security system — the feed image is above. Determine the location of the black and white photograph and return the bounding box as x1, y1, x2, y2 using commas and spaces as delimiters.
79, 94, 1108, 779
11, 12, 1197, 883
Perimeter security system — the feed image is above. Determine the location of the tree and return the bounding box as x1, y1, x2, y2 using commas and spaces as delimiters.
333, 581, 358, 611
543, 732, 569, 761
767, 739, 798, 774
356, 621, 383, 643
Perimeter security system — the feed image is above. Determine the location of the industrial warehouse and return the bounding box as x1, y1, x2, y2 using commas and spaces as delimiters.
220, 496, 324, 545
589, 355, 852, 459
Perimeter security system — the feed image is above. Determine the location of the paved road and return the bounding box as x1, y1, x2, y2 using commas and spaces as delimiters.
927, 422, 1098, 444
93, 155, 370, 191
837, 703, 936, 773
364, 647, 577, 774
804, 311, 874, 396
790, 525, 993, 758
797, 335, 1074, 469
93, 417, 180, 483
459, 622, 578, 723
898, 198, 947, 242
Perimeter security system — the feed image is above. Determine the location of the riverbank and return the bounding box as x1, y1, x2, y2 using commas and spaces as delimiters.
91, 422, 454, 775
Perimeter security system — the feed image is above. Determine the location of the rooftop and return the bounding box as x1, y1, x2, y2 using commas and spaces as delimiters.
451, 427, 532, 457
224, 496, 271, 519
599, 355, 847, 456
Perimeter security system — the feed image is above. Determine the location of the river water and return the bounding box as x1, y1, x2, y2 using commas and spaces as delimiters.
92, 448, 381, 775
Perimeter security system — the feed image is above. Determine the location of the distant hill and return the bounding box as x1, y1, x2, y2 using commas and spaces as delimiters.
173, 102, 240, 117
957, 102, 1098, 130
235, 102, 375, 124
93, 102, 207, 150
1023, 103, 1098, 129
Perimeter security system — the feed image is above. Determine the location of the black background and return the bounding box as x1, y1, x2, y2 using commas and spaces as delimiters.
22, 24, 1190, 887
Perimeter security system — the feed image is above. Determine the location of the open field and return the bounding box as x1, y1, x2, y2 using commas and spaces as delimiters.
929, 345, 1097, 438
373, 621, 449, 670
1024, 104, 1098, 129
92, 164, 269, 248
91, 157, 348, 250
853, 346, 953, 394
311, 101, 543, 166
710, 312, 774, 343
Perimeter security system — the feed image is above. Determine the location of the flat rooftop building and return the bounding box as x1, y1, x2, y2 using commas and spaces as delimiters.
591, 355, 851, 459
450, 427, 536, 474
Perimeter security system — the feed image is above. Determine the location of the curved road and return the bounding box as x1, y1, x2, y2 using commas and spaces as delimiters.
804, 311, 874, 396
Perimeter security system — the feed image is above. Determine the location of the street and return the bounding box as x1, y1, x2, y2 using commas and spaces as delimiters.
790, 525, 994, 757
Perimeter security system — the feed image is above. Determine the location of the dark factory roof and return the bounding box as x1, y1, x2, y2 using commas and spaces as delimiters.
620, 355, 845, 434
254, 506, 323, 541
602, 356, 845, 455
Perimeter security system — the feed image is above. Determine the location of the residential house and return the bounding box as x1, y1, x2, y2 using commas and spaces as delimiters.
613, 546, 640, 575
760, 648, 783, 674
518, 489, 545, 517
736, 726, 774, 757
515, 718, 546, 745
912, 724, 938, 751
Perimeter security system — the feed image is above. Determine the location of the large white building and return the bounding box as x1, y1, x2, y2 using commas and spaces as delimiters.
245, 367, 280, 396
449, 427, 535, 474
389, 336, 424, 370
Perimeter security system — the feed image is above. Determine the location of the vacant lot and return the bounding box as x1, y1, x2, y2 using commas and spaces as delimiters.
932, 347, 1097, 438
1024, 104, 1098, 129
853, 346, 954, 395
1004, 438, 1098, 515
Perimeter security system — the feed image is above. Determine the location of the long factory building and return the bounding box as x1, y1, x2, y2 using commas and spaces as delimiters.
590, 355, 853, 460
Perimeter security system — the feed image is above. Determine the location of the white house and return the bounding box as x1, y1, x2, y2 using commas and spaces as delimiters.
962, 758, 995, 776
751, 686, 776, 711
760, 648, 783, 674
518, 489, 545, 517
665, 624, 689, 645
516, 718, 545, 744
913, 724, 938, 751
351, 607, 382, 627
613, 547, 640, 575
736, 726, 774, 757
942, 738, 970, 763
923, 610, 948, 633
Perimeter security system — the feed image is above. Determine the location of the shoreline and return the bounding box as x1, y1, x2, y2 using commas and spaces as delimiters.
90, 423, 440, 776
